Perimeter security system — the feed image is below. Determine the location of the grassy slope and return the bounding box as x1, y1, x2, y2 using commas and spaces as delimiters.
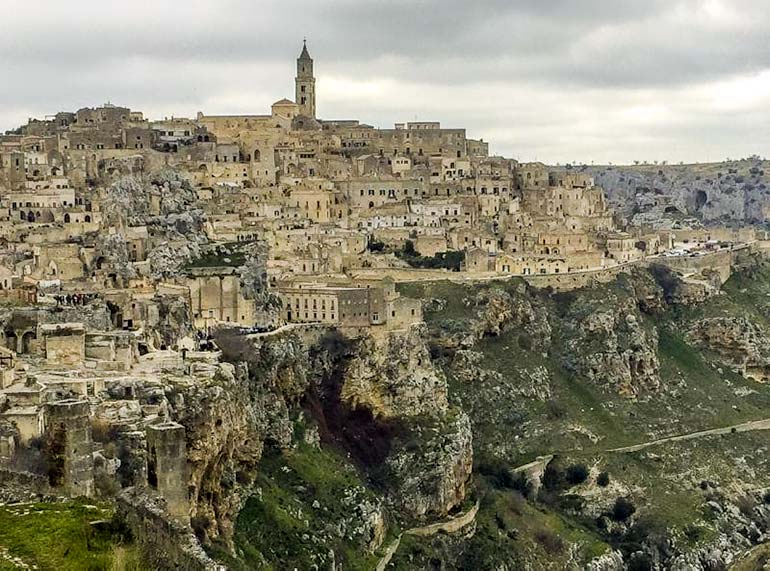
394, 265, 770, 566
0, 500, 141, 571
215, 442, 388, 571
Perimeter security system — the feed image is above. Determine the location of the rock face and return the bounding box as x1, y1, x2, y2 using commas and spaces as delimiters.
464, 286, 552, 350
170, 331, 310, 546
386, 411, 473, 519
563, 298, 660, 397
170, 325, 471, 549
101, 171, 208, 280
341, 325, 448, 418
687, 317, 770, 380
337, 325, 473, 519
583, 159, 770, 227
586, 550, 625, 571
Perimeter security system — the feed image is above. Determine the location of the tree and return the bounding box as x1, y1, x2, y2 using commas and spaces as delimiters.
565, 463, 589, 485
612, 497, 636, 521
597, 472, 610, 487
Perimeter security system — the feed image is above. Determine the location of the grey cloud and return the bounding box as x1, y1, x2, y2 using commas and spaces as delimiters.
1, 0, 768, 163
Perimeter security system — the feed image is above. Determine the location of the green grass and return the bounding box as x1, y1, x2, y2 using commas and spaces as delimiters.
223, 443, 386, 571
389, 483, 610, 570
0, 500, 141, 571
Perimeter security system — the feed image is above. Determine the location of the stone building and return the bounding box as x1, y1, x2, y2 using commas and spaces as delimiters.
276, 278, 421, 329
295, 41, 316, 119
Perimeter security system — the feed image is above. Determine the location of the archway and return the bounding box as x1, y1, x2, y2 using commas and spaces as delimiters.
21, 331, 36, 354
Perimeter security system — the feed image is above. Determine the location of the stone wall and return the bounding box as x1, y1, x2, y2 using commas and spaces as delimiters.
46, 399, 94, 497
0, 468, 53, 501
146, 422, 189, 523
116, 489, 225, 571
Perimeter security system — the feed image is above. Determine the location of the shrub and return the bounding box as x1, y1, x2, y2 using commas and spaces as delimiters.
191, 515, 211, 542
735, 495, 755, 518
517, 333, 533, 351
478, 458, 533, 497
511, 472, 534, 499
91, 418, 112, 443
545, 399, 565, 420
535, 528, 564, 554
597, 471, 610, 487
612, 497, 636, 521
94, 470, 120, 497
542, 462, 564, 491
684, 524, 702, 543
565, 463, 589, 485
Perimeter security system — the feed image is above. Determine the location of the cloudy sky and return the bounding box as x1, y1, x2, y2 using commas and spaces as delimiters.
1, 0, 768, 164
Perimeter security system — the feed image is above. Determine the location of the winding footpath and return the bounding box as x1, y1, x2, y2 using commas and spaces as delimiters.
606, 417, 770, 453
375, 501, 480, 571
375, 418, 770, 569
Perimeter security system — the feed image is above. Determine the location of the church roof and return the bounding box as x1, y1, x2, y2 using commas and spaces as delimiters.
299, 40, 311, 60
272, 98, 296, 106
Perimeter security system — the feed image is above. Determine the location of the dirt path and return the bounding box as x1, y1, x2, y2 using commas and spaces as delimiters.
506, 417, 770, 475
606, 418, 770, 453
375, 501, 480, 570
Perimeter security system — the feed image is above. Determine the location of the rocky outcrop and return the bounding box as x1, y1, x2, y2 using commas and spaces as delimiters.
586, 550, 625, 571
563, 299, 660, 397
334, 326, 473, 519
386, 411, 473, 519
646, 264, 720, 307
168, 331, 310, 546
463, 285, 551, 350
687, 317, 770, 380
341, 325, 448, 418
585, 159, 770, 226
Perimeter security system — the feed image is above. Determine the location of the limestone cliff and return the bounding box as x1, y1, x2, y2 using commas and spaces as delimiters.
157, 324, 472, 559
562, 296, 660, 397
584, 159, 770, 227
385, 410, 473, 519
164, 331, 309, 546
341, 325, 448, 418
687, 317, 770, 380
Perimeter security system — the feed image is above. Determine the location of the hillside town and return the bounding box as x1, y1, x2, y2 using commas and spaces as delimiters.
0, 41, 767, 566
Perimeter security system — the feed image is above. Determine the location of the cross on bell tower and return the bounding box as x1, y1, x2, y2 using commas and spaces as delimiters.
295, 39, 316, 119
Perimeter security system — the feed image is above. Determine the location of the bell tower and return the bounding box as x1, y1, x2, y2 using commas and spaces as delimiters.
295, 39, 316, 119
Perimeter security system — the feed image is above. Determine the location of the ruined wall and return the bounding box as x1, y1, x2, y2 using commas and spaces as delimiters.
42, 324, 85, 366
116, 489, 224, 571
46, 400, 94, 497
146, 422, 189, 523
